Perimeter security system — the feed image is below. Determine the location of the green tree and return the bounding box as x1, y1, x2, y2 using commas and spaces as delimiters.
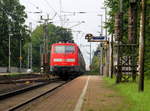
104, 0, 150, 77
0, 0, 29, 67
144, 0, 150, 77
25, 24, 73, 70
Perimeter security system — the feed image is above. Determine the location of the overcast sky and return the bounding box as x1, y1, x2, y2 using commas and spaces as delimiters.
20, 0, 106, 69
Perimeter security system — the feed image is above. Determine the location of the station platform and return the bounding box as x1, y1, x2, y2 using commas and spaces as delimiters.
28, 75, 127, 111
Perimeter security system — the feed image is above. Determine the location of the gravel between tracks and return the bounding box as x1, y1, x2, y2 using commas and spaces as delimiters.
0, 74, 56, 95
0, 83, 34, 94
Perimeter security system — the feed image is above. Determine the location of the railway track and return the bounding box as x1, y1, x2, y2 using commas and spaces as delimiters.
0, 78, 71, 111
0, 73, 59, 95
0, 75, 59, 99
0, 73, 44, 83
0, 80, 53, 100
8, 81, 66, 111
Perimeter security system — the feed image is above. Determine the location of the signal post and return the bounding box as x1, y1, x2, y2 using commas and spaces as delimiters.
85, 34, 111, 76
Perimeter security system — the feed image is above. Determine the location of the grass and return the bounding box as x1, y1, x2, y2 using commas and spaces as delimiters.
103, 77, 150, 111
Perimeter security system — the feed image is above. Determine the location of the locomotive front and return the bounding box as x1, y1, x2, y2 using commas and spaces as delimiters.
50, 43, 81, 78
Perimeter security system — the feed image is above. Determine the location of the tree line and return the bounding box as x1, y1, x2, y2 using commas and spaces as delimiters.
0, 0, 73, 71
28, 24, 73, 71
91, 0, 150, 78
0, 0, 28, 67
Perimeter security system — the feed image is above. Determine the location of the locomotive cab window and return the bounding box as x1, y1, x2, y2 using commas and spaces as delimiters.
55, 45, 75, 53
65, 46, 75, 53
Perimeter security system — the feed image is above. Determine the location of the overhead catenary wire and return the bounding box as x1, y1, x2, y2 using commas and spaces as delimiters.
27, 0, 40, 9
43, 0, 62, 19
23, 0, 43, 26
43, 0, 58, 13
43, 0, 70, 27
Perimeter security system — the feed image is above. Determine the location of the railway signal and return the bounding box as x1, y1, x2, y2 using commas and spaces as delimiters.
85, 33, 109, 75
85, 33, 93, 39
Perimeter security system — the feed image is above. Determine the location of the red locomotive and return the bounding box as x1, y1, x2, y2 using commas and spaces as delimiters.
50, 42, 85, 79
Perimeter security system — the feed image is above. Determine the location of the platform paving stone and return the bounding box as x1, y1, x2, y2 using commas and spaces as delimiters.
24, 76, 87, 111
81, 75, 131, 111
22, 75, 131, 111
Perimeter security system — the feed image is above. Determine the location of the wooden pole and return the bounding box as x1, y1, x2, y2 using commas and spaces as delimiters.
99, 43, 102, 75
101, 44, 104, 75
104, 8, 109, 77
115, 13, 122, 83
128, 1, 138, 81
109, 33, 114, 78
138, 0, 146, 92
105, 44, 109, 77
115, 0, 123, 83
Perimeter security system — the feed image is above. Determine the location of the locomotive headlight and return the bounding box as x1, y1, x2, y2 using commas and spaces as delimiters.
54, 58, 63, 62
66, 59, 75, 62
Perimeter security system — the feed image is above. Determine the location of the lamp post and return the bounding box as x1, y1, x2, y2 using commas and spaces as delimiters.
29, 22, 32, 71
8, 16, 12, 73
37, 21, 44, 70
19, 37, 23, 72
27, 44, 29, 69
26, 11, 42, 71
97, 14, 103, 36
90, 42, 92, 70
8, 28, 11, 72
27, 22, 33, 71
100, 43, 103, 75
101, 7, 109, 77
28, 11, 42, 71
97, 14, 104, 75
101, 7, 107, 40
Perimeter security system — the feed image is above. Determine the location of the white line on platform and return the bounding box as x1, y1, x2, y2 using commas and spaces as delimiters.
73, 76, 90, 111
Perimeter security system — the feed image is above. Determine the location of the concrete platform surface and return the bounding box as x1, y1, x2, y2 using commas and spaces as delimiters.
24, 75, 128, 111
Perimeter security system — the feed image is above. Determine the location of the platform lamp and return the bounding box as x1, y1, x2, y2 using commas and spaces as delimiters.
8, 16, 13, 73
